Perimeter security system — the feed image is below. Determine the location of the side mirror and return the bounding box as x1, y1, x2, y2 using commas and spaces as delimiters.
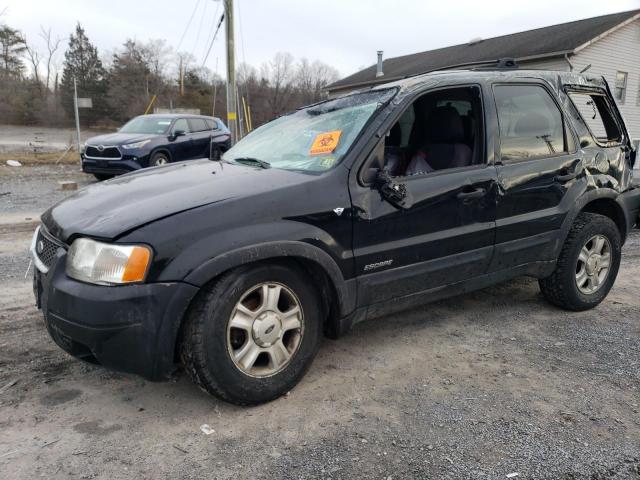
170, 129, 186, 140
375, 169, 413, 210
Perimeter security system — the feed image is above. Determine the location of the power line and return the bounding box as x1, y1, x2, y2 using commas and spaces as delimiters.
191, 0, 208, 58
201, 11, 225, 67
202, 1, 221, 62
176, 0, 202, 52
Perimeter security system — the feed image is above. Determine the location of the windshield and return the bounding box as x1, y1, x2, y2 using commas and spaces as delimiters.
119, 116, 173, 134
222, 89, 396, 172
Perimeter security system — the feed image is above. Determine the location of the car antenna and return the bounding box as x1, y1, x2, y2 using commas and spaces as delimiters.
209, 134, 221, 162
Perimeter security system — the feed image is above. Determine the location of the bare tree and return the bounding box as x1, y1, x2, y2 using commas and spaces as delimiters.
39, 26, 63, 94
261, 51, 294, 116
24, 42, 41, 85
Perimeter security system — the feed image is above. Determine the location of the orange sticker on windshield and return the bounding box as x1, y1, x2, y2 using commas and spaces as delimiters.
309, 130, 342, 155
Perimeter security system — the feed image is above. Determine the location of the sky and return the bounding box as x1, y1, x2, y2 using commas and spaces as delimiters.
3, 0, 639, 79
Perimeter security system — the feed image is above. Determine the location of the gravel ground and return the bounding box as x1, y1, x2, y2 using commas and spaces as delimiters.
0, 164, 95, 218
0, 125, 109, 153
0, 166, 639, 479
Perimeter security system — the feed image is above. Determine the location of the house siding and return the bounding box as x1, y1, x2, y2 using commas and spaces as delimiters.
569, 19, 640, 141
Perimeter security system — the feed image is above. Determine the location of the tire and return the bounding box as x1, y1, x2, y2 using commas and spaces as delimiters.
93, 173, 113, 181
180, 262, 322, 405
150, 152, 170, 167
539, 212, 621, 311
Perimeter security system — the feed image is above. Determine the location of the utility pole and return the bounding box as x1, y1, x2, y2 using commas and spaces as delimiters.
73, 77, 81, 157
179, 56, 184, 97
224, 0, 237, 145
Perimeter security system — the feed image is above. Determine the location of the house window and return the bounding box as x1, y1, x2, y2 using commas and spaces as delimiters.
614, 71, 627, 104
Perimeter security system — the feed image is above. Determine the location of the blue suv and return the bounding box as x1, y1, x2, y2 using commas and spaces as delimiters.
81, 114, 231, 180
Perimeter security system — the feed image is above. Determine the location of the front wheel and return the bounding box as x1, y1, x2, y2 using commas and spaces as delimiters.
539, 212, 621, 311
180, 262, 322, 405
150, 152, 170, 167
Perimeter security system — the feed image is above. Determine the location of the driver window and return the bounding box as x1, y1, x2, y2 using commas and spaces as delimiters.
382, 86, 484, 177
172, 118, 190, 134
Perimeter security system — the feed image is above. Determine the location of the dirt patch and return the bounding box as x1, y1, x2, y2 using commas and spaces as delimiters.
40, 389, 83, 407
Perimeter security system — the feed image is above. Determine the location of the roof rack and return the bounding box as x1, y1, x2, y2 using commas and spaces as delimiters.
405, 57, 518, 79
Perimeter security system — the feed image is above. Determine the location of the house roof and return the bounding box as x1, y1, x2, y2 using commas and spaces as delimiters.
326, 9, 640, 92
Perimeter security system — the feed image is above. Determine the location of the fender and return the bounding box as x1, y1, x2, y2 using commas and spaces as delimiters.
552, 186, 630, 259
184, 240, 358, 317
149, 147, 172, 165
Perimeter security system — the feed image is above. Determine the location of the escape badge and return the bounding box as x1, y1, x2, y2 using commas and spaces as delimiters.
309, 130, 342, 156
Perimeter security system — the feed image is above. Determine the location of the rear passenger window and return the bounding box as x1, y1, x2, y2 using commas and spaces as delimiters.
567, 92, 622, 144
494, 84, 566, 161
188, 118, 208, 132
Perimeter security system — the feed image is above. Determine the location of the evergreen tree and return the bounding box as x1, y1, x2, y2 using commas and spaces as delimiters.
0, 25, 26, 79
60, 23, 107, 125
107, 39, 151, 122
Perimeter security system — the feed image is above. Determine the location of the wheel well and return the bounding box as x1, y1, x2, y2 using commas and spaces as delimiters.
173, 256, 341, 364
580, 198, 626, 240
150, 148, 171, 162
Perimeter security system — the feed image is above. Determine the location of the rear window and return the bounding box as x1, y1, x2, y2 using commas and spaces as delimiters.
188, 118, 208, 132
567, 92, 622, 144
494, 84, 566, 161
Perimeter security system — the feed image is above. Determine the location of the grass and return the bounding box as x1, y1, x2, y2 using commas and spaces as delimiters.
0, 149, 80, 165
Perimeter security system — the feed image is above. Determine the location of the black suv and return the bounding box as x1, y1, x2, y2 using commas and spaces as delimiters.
32, 69, 640, 405
81, 114, 231, 180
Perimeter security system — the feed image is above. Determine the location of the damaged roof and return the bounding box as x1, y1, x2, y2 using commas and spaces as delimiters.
327, 9, 640, 92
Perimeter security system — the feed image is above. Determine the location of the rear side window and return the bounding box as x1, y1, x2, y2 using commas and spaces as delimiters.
567, 92, 622, 144
188, 118, 208, 132
494, 84, 566, 161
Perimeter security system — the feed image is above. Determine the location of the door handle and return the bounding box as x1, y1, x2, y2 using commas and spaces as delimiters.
555, 172, 578, 182
456, 187, 486, 200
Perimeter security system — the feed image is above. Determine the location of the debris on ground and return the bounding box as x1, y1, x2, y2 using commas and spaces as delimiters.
200, 424, 215, 435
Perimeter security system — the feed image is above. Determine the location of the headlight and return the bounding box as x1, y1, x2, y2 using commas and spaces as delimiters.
121, 139, 151, 150
66, 238, 152, 285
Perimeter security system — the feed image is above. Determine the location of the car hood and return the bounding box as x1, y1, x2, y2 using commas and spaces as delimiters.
85, 132, 159, 145
42, 160, 312, 242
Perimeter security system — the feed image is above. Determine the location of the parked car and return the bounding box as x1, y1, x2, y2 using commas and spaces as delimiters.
81, 114, 231, 180
32, 68, 640, 405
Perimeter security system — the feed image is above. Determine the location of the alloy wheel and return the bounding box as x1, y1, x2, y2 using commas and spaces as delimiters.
227, 282, 303, 377
575, 234, 612, 294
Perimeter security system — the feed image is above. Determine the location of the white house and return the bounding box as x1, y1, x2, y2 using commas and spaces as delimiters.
326, 10, 640, 144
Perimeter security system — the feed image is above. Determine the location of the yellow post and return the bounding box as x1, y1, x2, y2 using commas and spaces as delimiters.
144, 94, 157, 115
242, 97, 250, 134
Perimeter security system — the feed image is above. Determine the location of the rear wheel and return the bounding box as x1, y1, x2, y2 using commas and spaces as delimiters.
150, 152, 170, 166
539, 212, 621, 311
180, 262, 322, 405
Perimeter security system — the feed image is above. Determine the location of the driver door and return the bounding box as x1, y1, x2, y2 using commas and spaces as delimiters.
350, 84, 498, 307
169, 118, 193, 161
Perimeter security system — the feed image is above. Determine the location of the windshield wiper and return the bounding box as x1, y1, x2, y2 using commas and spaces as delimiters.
233, 157, 271, 169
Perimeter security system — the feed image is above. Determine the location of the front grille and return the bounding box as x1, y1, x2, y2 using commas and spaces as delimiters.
34, 226, 65, 271
85, 145, 121, 159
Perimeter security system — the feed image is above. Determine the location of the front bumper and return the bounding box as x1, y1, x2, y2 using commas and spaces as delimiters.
81, 154, 146, 176
33, 246, 198, 381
